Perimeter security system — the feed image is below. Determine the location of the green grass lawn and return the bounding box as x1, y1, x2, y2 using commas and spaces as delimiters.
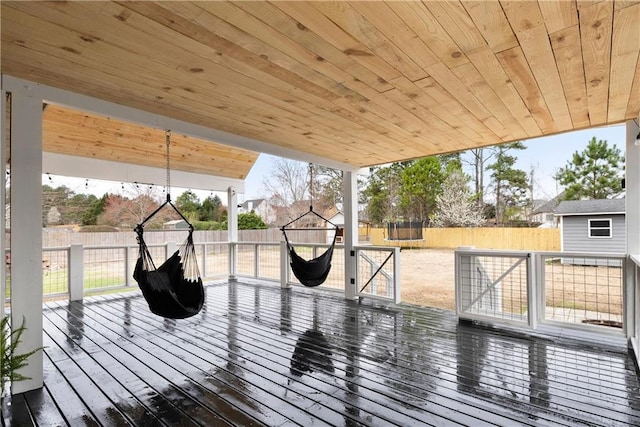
5, 268, 128, 297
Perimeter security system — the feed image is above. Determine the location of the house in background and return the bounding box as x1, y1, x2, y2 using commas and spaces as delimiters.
239, 198, 276, 225
555, 198, 626, 266
531, 192, 565, 228
164, 219, 190, 230
325, 209, 345, 244
325, 209, 376, 244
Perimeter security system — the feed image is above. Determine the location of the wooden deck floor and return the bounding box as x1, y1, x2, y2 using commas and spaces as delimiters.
3, 281, 640, 426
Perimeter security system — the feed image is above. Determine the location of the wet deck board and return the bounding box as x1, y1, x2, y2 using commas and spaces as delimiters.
3, 281, 640, 426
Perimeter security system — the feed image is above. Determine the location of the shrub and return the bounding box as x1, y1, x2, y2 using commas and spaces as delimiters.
1, 316, 42, 396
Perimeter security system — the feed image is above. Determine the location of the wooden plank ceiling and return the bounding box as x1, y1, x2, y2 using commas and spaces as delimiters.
41, 105, 258, 179
1, 1, 639, 173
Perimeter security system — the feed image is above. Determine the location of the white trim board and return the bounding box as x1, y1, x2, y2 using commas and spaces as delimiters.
2, 74, 357, 173
42, 152, 244, 193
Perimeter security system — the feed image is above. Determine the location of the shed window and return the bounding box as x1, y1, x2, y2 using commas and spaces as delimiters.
588, 219, 612, 238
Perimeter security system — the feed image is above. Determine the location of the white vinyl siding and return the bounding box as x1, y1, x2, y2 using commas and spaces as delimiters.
588, 218, 612, 238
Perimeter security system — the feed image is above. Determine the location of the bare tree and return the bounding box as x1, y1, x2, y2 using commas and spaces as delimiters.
263, 158, 309, 208
263, 159, 309, 225
263, 158, 347, 226
463, 147, 496, 211
313, 165, 343, 208
99, 184, 169, 228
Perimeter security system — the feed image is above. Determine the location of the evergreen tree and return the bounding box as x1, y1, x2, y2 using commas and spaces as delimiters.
362, 171, 388, 227
362, 164, 404, 226
175, 190, 201, 222
82, 194, 108, 225
200, 195, 225, 221
41, 184, 99, 225
400, 155, 461, 224
487, 142, 528, 224
400, 157, 444, 223
362, 156, 462, 226
237, 211, 268, 230
66, 193, 98, 224
42, 185, 73, 225
555, 137, 624, 200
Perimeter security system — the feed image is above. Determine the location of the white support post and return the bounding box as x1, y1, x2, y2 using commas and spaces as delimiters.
254, 245, 260, 278
10, 91, 43, 394
392, 247, 401, 304
125, 246, 132, 287
280, 241, 290, 288
528, 252, 538, 330
228, 187, 238, 282
625, 119, 640, 349
0, 90, 6, 320
69, 245, 84, 301
343, 170, 358, 300
455, 247, 472, 315
200, 243, 208, 279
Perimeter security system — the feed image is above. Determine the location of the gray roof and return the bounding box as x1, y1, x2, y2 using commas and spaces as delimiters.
555, 198, 625, 216
532, 191, 565, 214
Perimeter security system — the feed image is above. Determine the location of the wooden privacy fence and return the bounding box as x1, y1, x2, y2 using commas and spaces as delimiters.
41, 227, 559, 251
369, 227, 560, 251
41, 228, 325, 248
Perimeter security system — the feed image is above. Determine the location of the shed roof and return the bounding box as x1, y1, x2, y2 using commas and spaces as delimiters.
555, 198, 625, 216
164, 219, 188, 225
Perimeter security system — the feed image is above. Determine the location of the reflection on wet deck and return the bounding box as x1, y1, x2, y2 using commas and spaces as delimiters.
3, 281, 640, 426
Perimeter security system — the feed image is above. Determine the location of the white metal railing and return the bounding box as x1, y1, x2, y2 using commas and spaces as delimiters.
630, 254, 640, 362
6, 241, 401, 303
5, 247, 73, 300
355, 246, 400, 303
279, 242, 400, 301
279, 241, 346, 291
456, 248, 628, 336
6, 242, 229, 300
197, 242, 230, 280
456, 249, 531, 327
234, 242, 281, 282
537, 252, 625, 333
42, 247, 71, 298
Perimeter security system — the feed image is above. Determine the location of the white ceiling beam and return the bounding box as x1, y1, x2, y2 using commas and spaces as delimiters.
42, 152, 244, 193
2, 74, 357, 172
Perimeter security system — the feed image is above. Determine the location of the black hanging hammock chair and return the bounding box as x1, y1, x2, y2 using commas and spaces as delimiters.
132, 131, 205, 319
281, 206, 339, 287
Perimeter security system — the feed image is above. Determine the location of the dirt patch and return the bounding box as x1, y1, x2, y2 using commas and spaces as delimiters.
397, 249, 624, 318
399, 248, 456, 310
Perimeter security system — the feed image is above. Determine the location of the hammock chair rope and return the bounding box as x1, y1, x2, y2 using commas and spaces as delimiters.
165, 130, 171, 199
133, 130, 205, 319
280, 164, 340, 287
